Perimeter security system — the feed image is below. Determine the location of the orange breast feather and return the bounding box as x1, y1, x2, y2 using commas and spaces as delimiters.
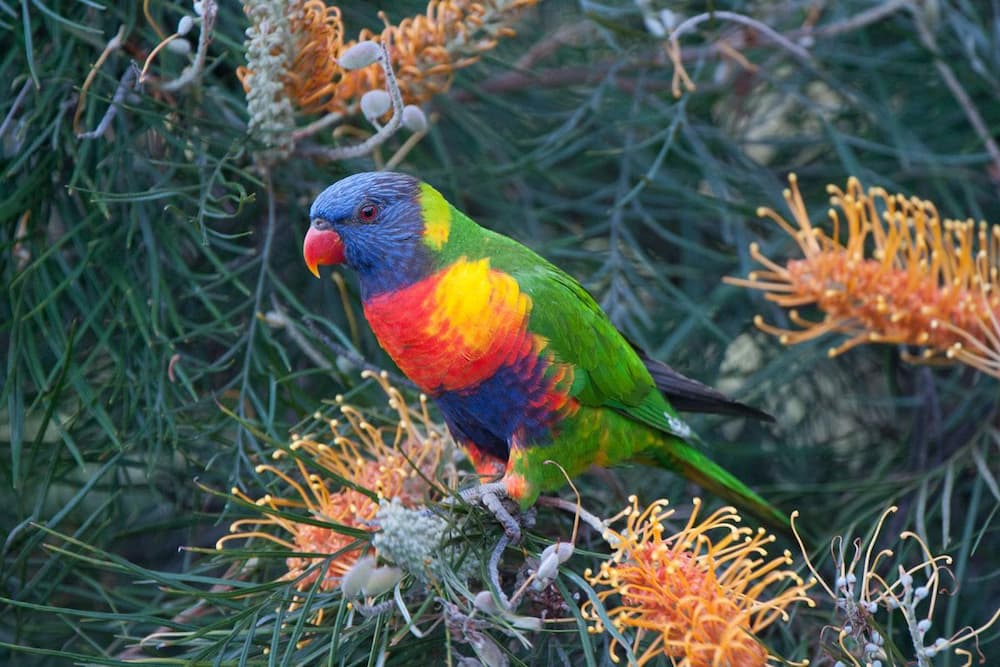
364, 258, 536, 393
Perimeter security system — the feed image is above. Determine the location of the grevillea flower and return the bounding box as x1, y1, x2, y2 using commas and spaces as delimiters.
726, 175, 1000, 378
238, 0, 538, 117
240, 0, 299, 161
582, 497, 813, 667
792, 506, 1000, 667
217, 371, 448, 599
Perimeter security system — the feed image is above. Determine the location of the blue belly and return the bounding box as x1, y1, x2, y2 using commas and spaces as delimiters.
433, 357, 560, 463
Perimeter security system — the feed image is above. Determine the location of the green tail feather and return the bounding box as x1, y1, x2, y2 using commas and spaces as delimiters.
649, 440, 792, 535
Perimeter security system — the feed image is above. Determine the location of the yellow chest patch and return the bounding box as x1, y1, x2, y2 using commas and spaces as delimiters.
426, 258, 531, 357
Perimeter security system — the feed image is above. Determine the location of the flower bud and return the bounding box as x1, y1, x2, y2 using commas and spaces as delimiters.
469, 633, 506, 667
541, 541, 574, 564
167, 39, 192, 55
340, 555, 375, 598
502, 612, 542, 632
402, 105, 428, 133
361, 90, 391, 120
339, 41, 380, 70
177, 15, 195, 36
474, 590, 500, 613
362, 565, 403, 597
534, 551, 561, 585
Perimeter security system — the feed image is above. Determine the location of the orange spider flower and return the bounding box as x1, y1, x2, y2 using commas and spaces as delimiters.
239, 0, 538, 116
582, 497, 813, 667
217, 371, 448, 597
726, 175, 1000, 377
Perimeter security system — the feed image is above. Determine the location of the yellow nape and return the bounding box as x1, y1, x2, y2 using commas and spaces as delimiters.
427, 258, 531, 356
419, 182, 451, 250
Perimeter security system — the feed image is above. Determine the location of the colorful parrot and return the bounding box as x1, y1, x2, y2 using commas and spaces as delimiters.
303, 172, 788, 530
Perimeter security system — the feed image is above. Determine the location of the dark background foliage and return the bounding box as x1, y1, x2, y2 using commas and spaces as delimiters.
1, 0, 998, 664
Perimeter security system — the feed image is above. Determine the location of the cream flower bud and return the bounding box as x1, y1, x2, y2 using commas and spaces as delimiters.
360, 90, 391, 120
474, 590, 500, 613
339, 41, 380, 70
362, 566, 403, 597
177, 15, 195, 36
402, 105, 428, 133
340, 554, 375, 598
167, 39, 193, 55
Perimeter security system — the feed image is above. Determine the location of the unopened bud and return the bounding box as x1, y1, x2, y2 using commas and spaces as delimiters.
541, 541, 574, 564
341, 555, 375, 598
534, 551, 561, 585
402, 105, 428, 133
177, 15, 195, 36
469, 633, 506, 667
339, 41, 380, 70
361, 89, 391, 120
502, 612, 542, 632
362, 565, 402, 597
166, 39, 192, 55
474, 590, 500, 613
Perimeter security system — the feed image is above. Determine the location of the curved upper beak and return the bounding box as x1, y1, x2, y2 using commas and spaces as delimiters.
303, 225, 346, 278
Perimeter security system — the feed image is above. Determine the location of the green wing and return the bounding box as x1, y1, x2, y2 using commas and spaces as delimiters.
480, 229, 692, 440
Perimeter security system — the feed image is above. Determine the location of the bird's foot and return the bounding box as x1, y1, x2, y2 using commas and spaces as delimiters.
455, 480, 521, 543
442, 481, 518, 537
447, 481, 529, 609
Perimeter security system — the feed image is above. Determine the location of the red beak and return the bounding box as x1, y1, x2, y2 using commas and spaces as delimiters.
303, 226, 346, 278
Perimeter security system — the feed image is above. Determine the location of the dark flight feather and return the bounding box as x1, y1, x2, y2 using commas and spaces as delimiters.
631, 343, 774, 422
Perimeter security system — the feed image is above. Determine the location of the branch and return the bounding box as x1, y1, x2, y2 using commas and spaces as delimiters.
308, 41, 405, 162
910, 6, 1000, 182
159, 0, 218, 92
73, 24, 126, 135
77, 61, 141, 140
0, 79, 32, 141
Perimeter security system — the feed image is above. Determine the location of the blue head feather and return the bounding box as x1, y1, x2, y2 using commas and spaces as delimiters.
309, 171, 432, 298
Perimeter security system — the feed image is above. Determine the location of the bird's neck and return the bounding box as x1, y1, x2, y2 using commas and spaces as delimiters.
357, 254, 430, 301
358, 205, 482, 301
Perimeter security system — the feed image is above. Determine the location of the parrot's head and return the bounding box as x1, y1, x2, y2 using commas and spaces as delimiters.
305, 171, 444, 296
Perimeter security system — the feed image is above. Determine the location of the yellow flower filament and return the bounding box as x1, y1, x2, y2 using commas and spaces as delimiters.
217, 371, 446, 599
583, 497, 813, 667
727, 175, 1000, 377
238, 0, 539, 116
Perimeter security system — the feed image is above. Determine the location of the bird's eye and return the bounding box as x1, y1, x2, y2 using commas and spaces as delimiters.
357, 202, 379, 222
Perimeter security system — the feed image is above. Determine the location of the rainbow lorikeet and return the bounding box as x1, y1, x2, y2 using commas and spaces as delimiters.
304, 172, 788, 530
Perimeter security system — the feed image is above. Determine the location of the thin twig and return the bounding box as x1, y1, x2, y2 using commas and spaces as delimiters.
115, 560, 253, 659
805, 0, 909, 40
73, 24, 126, 135
302, 318, 416, 390
669, 10, 812, 64
910, 6, 1000, 182
263, 297, 331, 371
234, 168, 278, 456
535, 496, 607, 536
292, 111, 345, 142
159, 0, 217, 92
140, 33, 182, 83
0, 79, 32, 140
78, 62, 141, 140
452, 4, 909, 102
383, 124, 430, 170
311, 41, 404, 161
514, 20, 593, 70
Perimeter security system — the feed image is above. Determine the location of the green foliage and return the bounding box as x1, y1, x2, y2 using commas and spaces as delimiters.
1, 0, 998, 665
